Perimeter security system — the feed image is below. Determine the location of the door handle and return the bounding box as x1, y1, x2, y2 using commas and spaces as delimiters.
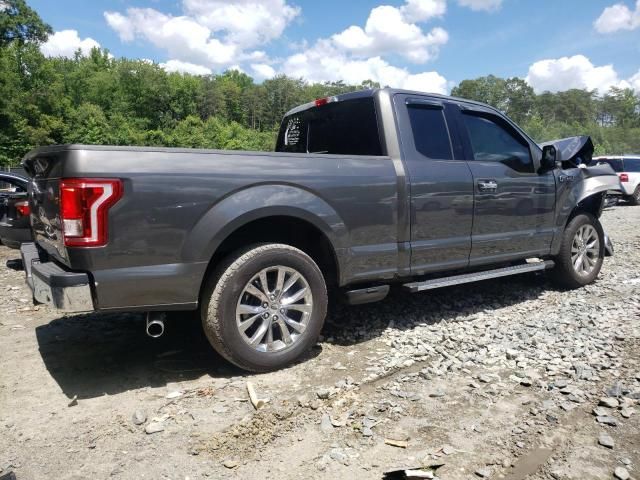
477, 180, 498, 192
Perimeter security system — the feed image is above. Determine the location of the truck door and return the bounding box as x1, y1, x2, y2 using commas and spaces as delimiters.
453, 105, 556, 265
393, 94, 474, 275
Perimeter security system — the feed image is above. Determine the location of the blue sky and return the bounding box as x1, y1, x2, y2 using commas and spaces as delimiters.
31, 0, 640, 93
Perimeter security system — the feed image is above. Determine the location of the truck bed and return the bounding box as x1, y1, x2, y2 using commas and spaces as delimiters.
23, 145, 400, 311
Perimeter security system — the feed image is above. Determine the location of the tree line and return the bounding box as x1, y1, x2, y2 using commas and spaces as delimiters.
452, 76, 640, 157
1, 0, 639, 166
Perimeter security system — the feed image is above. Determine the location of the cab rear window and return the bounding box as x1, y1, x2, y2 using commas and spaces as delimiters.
276, 97, 383, 156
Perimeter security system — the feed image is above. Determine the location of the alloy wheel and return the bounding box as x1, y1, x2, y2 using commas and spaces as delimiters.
570, 225, 600, 276
235, 266, 313, 352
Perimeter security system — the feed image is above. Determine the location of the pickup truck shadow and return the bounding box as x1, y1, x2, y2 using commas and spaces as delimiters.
34, 312, 244, 400
35, 273, 549, 400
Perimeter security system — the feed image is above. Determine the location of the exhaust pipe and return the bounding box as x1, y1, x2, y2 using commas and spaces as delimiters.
146, 312, 165, 338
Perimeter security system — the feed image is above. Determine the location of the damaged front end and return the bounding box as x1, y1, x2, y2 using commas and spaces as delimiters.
541, 135, 594, 168
542, 136, 622, 257
541, 135, 623, 205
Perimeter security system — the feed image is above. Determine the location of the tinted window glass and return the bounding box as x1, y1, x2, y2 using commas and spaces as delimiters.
407, 105, 452, 160
625, 159, 640, 172
462, 113, 533, 173
0, 178, 27, 193
599, 158, 624, 172
276, 97, 383, 156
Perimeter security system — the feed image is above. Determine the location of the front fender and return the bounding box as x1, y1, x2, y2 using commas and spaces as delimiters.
181, 184, 348, 263
551, 166, 621, 254
575, 170, 622, 205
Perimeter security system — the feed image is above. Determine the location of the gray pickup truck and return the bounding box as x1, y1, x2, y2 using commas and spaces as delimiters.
19, 88, 621, 371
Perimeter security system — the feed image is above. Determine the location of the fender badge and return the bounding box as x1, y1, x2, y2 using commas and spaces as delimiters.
559, 175, 575, 183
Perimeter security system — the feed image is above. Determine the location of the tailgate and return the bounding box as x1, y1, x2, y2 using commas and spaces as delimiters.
22, 147, 69, 264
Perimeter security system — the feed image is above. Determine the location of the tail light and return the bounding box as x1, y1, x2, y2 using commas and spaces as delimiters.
60, 178, 123, 247
619, 173, 629, 182
15, 200, 30, 217
314, 96, 338, 107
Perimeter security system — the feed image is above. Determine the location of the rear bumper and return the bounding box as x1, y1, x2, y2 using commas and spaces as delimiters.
20, 243, 94, 313
620, 183, 635, 195
0, 224, 33, 249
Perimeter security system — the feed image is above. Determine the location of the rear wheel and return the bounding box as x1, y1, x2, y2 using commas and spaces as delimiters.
628, 185, 640, 206
201, 243, 327, 372
549, 213, 604, 289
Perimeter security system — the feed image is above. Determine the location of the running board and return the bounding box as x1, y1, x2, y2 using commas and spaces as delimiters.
403, 260, 555, 293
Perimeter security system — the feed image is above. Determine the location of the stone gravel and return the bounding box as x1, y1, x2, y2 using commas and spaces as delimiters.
0, 204, 639, 480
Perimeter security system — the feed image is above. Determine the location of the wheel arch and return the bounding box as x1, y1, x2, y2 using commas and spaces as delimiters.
551, 172, 616, 256
182, 184, 347, 301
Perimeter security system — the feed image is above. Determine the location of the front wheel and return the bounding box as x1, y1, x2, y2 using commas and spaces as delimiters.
549, 213, 604, 289
201, 243, 328, 372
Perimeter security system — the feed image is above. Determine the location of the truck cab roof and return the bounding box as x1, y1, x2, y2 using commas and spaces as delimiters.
284, 87, 505, 118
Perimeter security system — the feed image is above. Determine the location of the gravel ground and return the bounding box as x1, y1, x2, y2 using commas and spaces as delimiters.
0, 205, 639, 480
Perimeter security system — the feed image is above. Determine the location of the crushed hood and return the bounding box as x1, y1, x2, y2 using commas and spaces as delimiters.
542, 135, 622, 202
540, 135, 594, 166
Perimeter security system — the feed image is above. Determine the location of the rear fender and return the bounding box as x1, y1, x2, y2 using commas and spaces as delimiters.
181, 184, 347, 264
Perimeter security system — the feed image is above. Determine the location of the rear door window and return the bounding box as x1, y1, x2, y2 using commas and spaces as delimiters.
406, 105, 453, 160
276, 97, 383, 156
625, 159, 640, 172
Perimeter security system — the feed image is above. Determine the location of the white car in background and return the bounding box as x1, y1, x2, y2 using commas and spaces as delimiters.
594, 156, 640, 205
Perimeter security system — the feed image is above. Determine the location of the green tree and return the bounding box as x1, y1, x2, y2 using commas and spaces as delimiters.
600, 87, 639, 128
65, 103, 113, 144
1, 1, 639, 165
0, 0, 51, 46
451, 75, 535, 123
452, 75, 508, 110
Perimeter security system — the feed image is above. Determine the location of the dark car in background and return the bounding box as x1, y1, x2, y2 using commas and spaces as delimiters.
0, 172, 33, 249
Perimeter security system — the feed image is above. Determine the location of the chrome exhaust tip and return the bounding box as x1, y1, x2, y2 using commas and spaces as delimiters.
146, 313, 165, 338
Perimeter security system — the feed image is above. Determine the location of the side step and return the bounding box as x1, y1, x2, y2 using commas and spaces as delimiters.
403, 260, 555, 293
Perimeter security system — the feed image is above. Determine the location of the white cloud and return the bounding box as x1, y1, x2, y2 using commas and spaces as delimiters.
401, 71, 449, 93
457, 0, 503, 11
160, 59, 212, 75
400, 0, 447, 21
282, 40, 447, 93
105, 8, 236, 68
104, 0, 299, 72
182, 0, 300, 48
331, 2, 448, 64
594, 0, 640, 33
104, 0, 448, 88
525, 55, 630, 93
103, 12, 134, 42
629, 69, 640, 92
40, 30, 101, 58
279, 0, 449, 91
251, 63, 276, 80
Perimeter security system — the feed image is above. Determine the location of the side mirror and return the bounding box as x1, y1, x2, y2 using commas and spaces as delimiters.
540, 145, 558, 171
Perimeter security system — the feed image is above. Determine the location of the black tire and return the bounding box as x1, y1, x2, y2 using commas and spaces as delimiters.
200, 243, 328, 372
628, 185, 640, 206
549, 213, 604, 289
